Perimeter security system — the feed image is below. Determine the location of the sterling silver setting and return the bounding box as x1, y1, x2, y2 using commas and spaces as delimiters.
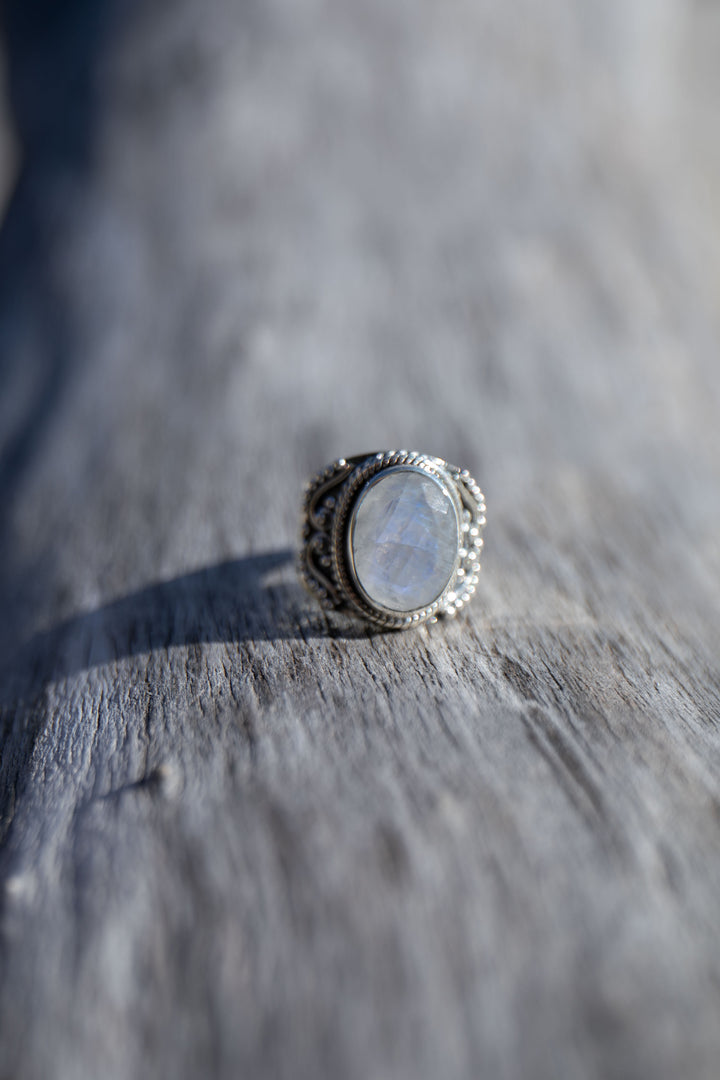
299, 450, 486, 629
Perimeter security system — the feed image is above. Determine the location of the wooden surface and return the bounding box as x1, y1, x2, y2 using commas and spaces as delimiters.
2, 1, 720, 1078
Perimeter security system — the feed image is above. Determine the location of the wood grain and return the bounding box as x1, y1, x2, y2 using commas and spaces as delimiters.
1, 1, 720, 1078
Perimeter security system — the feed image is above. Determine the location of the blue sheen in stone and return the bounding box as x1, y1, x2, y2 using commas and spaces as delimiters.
350, 468, 459, 612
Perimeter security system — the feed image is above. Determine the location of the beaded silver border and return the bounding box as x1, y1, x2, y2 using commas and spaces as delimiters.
299, 450, 486, 629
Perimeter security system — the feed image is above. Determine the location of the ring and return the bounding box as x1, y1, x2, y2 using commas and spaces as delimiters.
299, 450, 486, 629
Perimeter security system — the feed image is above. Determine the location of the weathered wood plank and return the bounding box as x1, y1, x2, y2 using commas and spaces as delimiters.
1, 1, 720, 1078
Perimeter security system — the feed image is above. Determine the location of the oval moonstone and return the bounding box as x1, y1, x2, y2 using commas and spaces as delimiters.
349, 467, 459, 613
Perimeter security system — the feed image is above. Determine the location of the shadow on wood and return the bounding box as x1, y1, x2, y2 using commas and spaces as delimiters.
0, 548, 373, 709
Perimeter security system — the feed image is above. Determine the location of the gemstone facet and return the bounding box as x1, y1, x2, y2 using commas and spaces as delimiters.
348, 467, 460, 612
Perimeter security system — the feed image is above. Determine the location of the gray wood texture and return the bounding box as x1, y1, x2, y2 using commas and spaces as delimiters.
1, 1, 720, 1078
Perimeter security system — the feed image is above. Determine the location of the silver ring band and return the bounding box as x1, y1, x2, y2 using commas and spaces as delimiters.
299, 450, 486, 629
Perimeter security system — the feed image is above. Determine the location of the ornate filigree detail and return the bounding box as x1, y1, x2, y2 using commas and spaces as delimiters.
297, 456, 364, 608
441, 465, 486, 622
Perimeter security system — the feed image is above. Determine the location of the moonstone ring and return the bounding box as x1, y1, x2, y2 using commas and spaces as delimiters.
299, 451, 486, 629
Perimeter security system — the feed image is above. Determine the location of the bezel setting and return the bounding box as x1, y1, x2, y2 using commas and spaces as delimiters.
299, 450, 486, 629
